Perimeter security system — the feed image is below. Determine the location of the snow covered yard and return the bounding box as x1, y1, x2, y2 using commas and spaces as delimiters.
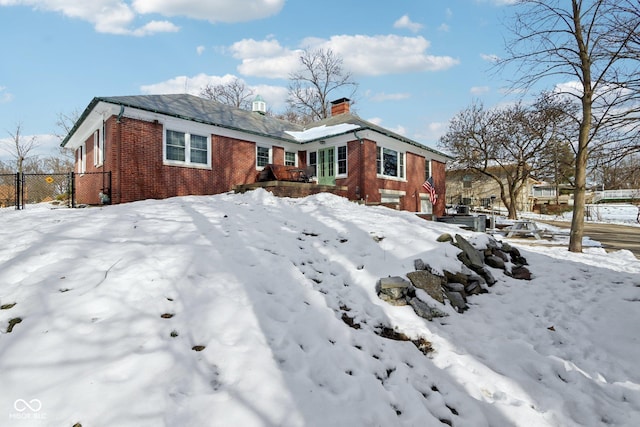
0, 190, 639, 427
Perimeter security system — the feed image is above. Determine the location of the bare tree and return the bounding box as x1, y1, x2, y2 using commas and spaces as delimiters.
200, 77, 255, 110
55, 109, 80, 164
440, 95, 571, 219
287, 48, 358, 123
499, 0, 640, 252
2, 123, 39, 174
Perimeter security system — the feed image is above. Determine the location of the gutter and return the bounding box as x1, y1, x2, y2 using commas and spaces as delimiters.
354, 130, 365, 201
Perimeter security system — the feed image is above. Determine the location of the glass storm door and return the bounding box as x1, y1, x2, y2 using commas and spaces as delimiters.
317, 147, 335, 185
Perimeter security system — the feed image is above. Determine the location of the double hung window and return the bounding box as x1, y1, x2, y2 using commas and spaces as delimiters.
257, 146, 271, 168
337, 146, 347, 175
165, 129, 210, 167
285, 151, 297, 166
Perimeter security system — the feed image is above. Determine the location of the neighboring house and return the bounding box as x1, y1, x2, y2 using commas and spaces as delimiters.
61, 95, 450, 214
446, 168, 572, 213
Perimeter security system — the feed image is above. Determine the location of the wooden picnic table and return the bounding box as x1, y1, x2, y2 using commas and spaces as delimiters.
505, 220, 542, 239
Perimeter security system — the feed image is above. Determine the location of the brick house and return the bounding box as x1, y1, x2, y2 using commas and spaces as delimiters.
61, 94, 450, 214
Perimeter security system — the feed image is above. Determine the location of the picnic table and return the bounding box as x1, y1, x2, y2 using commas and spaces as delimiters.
505, 220, 542, 239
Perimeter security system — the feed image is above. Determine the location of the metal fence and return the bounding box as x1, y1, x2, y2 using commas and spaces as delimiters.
0, 171, 111, 209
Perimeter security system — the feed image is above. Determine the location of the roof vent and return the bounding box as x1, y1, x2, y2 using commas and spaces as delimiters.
330, 98, 350, 116
252, 95, 266, 115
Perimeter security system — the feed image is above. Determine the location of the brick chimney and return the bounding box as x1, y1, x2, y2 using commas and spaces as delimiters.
330, 98, 350, 116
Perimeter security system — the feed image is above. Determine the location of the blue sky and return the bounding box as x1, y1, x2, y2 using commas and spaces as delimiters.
0, 0, 522, 158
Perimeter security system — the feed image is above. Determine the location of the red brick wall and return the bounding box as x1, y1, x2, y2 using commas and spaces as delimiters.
74, 130, 105, 205
97, 116, 262, 204
432, 160, 446, 216
211, 135, 257, 191
360, 139, 379, 203
336, 139, 362, 200
272, 146, 284, 165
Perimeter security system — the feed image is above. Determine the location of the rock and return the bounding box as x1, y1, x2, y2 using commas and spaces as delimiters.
477, 266, 497, 286
492, 248, 509, 262
501, 242, 513, 252
446, 291, 468, 312
512, 255, 529, 266
378, 276, 412, 302
511, 265, 532, 280
465, 281, 482, 295
443, 282, 465, 294
437, 233, 453, 243
409, 298, 448, 320
414, 258, 426, 271
443, 270, 469, 285
455, 234, 484, 270
379, 293, 409, 306
406, 271, 445, 304
485, 255, 506, 269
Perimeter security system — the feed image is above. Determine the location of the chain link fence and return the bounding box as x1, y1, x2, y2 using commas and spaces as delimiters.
0, 171, 111, 209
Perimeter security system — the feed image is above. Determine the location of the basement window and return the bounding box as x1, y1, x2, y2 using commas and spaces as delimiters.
164, 129, 210, 168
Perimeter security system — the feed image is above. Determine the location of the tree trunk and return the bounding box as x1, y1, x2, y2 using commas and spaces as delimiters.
569, 142, 588, 252
568, 0, 592, 253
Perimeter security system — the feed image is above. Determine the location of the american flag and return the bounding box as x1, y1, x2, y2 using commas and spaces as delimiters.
422, 176, 437, 205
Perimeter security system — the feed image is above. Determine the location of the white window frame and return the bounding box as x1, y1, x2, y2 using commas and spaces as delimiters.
285, 151, 297, 167
93, 130, 103, 167
377, 146, 405, 180
420, 195, 434, 214
337, 145, 348, 176
163, 128, 211, 169
256, 145, 272, 169
425, 158, 432, 181
308, 151, 317, 177
78, 143, 86, 174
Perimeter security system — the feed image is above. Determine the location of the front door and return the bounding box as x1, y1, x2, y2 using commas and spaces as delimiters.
317, 147, 335, 186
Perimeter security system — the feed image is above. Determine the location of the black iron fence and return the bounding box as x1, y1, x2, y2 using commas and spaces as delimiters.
0, 171, 111, 209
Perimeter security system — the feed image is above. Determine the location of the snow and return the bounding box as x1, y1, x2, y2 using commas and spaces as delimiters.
285, 124, 360, 141
1, 191, 639, 427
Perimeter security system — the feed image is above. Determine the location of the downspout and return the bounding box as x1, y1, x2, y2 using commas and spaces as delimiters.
116, 106, 124, 204
353, 130, 364, 202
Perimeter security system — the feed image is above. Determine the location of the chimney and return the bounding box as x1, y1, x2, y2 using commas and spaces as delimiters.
330, 98, 350, 116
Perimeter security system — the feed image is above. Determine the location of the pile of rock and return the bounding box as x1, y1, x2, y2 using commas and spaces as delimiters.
377, 233, 532, 319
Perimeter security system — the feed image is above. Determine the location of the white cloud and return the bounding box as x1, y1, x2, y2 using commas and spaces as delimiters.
438, 23, 450, 32
363, 117, 406, 136
416, 121, 448, 143
132, 0, 284, 23
370, 92, 411, 102
196, 45, 205, 55
445, 8, 453, 19
470, 86, 490, 95
303, 34, 459, 76
389, 125, 407, 136
131, 20, 179, 36
0, 86, 13, 103
139, 73, 288, 110
229, 38, 301, 79
230, 35, 459, 79
393, 15, 423, 33
0, 0, 283, 35
480, 53, 500, 63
